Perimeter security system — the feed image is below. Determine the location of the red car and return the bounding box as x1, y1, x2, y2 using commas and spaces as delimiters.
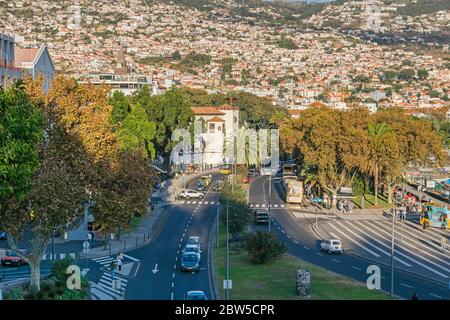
1, 250, 27, 267
243, 176, 251, 184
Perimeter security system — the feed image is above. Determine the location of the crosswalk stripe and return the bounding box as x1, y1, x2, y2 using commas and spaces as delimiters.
210, 201, 214, 204
60, 253, 66, 259
198, 201, 202, 204
281, 205, 285, 207
90, 286, 116, 300
69, 253, 76, 259
192, 201, 196, 204
250, 204, 254, 207
98, 282, 123, 295
369, 221, 450, 267
93, 256, 113, 262
255, 204, 260, 207
187, 201, 191, 204
180, 201, 185, 204
102, 272, 128, 283
122, 254, 139, 262
339, 221, 412, 267
274, 204, 278, 208
367, 221, 450, 276
328, 224, 381, 258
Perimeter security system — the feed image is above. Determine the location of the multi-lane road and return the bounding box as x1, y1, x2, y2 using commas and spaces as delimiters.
249, 174, 449, 300
2, 171, 447, 300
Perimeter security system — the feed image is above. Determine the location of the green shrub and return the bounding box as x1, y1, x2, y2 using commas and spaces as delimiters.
245, 231, 287, 264
57, 289, 88, 300
3, 287, 24, 300
51, 257, 76, 281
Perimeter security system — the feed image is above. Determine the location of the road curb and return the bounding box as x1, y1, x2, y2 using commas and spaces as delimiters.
208, 212, 220, 300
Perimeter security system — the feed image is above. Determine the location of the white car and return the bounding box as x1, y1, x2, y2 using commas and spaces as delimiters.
320, 238, 343, 254
182, 244, 201, 260
178, 189, 205, 200
187, 236, 201, 247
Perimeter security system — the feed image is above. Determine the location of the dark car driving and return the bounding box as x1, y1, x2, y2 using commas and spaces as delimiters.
181, 252, 200, 272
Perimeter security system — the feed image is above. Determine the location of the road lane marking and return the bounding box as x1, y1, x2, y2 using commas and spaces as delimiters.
294, 240, 299, 244
255, 204, 260, 207
174, 265, 176, 270
122, 254, 140, 262
303, 246, 309, 250
204, 201, 208, 205
352, 266, 362, 271
180, 201, 185, 204
328, 225, 381, 258
400, 283, 413, 288
286, 234, 290, 238
172, 282, 174, 288
59, 253, 66, 259
429, 293, 443, 299
173, 273, 175, 278
316, 252, 323, 256
210, 201, 214, 204
171, 292, 174, 300
336, 221, 411, 266
281, 230, 285, 234
281, 205, 285, 207
332, 259, 341, 263
186, 201, 191, 204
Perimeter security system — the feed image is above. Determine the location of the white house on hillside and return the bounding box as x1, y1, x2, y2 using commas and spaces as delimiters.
14, 45, 54, 92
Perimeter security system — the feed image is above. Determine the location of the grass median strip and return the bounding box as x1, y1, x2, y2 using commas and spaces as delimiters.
214, 223, 391, 300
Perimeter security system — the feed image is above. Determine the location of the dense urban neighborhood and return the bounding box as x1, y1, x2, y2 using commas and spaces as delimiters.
0, 0, 449, 307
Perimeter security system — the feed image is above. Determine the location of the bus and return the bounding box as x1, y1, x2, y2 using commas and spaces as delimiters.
220, 164, 232, 175
420, 204, 449, 229
285, 179, 303, 204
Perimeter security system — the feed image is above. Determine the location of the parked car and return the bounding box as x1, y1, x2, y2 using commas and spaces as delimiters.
197, 182, 207, 191
185, 290, 207, 300
320, 239, 343, 254
181, 253, 200, 272
243, 176, 251, 184
178, 189, 205, 200
0, 231, 7, 240
182, 244, 201, 260
1, 250, 27, 266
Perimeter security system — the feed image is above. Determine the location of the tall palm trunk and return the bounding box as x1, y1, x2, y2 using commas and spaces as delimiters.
374, 163, 378, 206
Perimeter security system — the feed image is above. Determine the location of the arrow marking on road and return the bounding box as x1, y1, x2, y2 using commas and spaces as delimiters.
152, 263, 159, 274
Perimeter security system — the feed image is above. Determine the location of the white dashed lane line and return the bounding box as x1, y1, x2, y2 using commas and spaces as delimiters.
332, 259, 341, 264
400, 283, 413, 289
352, 266, 362, 271
429, 293, 443, 299
303, 246, 309, 250
316, 252, 323, 256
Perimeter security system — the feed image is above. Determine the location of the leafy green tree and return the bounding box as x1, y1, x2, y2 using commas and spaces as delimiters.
417, 69, 429, 80
109, 91, 131, 125
245, 231, 287, 264
398, 69, 415, 81
117, 104, 156, 159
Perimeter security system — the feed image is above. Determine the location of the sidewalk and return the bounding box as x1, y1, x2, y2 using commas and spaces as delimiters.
82, 168, 218, 259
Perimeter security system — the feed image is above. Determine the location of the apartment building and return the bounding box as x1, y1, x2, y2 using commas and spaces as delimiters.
0, 33, 23, 89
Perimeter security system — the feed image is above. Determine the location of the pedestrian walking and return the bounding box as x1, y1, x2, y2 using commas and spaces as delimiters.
110, 260, 116, 279
117, 253, 124, 271
440, 238, 447, 253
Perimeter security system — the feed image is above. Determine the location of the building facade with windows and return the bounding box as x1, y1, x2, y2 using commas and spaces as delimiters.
0, 33, 23, 89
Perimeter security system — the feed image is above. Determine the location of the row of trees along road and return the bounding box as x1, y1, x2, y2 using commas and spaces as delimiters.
0, 77, 156, 291
279, 106, 446, 205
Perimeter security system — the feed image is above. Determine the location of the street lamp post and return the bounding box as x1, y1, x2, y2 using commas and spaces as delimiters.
51, 229, 56, 261
268, 174, 272, 232
216, 192, 220, 249
390, 207, 396, 298
225, 200, 230, 300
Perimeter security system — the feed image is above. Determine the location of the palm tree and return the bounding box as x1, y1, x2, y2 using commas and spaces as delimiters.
366, 122, 391, 206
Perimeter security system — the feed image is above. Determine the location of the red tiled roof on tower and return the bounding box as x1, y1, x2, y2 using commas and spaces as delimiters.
191, 106, 225, 115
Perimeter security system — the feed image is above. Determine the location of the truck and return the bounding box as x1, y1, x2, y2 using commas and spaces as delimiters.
420, 204, 449, 229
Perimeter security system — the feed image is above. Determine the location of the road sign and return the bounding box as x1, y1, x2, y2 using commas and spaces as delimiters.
223, 279, 233, 290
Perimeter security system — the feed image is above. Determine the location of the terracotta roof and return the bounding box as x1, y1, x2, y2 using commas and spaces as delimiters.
287, 109, 302, 115
309, 101, 328, 108
14, 48, 39, 64
207, 116, 225, 122
218, 104, 239, 111
191, 106, 225, 115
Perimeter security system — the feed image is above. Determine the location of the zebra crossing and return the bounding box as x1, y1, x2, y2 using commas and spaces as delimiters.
42, 253, 76, 260
178, 200, 215, 205
90, 272, 128, 300
249, 203, 285, 208
317, 218, 450, 283
91, 254, 139, 268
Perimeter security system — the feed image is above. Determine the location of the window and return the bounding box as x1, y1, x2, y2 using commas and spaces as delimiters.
209, 123, 215, 133
218, 125, 222, 131
233, 116, 238, 123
